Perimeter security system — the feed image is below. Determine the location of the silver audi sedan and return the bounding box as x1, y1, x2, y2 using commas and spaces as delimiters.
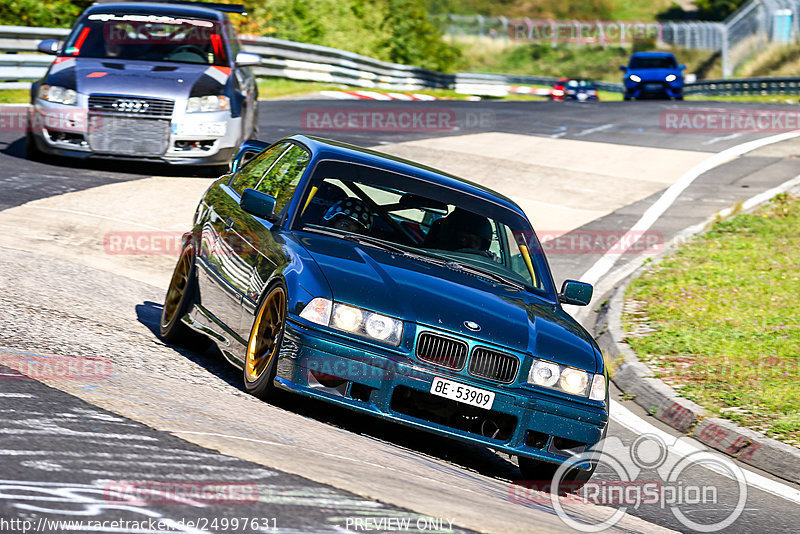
27, 1, 260, 167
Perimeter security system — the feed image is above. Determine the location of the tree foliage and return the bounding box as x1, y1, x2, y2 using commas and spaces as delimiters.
0, 0, 90, 27
0, 0, 459, 72
693, 0, 749, 21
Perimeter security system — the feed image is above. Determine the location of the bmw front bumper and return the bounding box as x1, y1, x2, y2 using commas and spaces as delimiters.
274, 317, 609, 466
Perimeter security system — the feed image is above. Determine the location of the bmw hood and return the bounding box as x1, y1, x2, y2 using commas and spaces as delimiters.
45, 57, 230, 99
299, 233, 599, 372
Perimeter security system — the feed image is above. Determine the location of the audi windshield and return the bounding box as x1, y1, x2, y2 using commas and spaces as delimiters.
61, 13, 230, 66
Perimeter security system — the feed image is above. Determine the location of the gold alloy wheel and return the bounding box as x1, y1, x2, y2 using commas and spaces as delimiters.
162, 248, 192, 327
246, 286, 286, 381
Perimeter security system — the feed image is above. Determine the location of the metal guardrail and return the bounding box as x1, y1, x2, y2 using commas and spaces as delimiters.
685, 76, 800, 94
0, 25, 796, 98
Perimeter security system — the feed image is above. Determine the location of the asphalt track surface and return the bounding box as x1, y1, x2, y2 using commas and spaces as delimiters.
1, 99, 799, 533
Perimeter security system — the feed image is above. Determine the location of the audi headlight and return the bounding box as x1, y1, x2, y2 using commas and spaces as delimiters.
527, 358, 604, 399
186, 95, 230, 113
629, 74, 642, 83
300, 298, 403, 346
665, 74, 677, 82
38, 85, 78, 105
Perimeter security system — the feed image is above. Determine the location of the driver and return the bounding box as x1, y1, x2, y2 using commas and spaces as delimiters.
424, 207, 493, 256
322, 198, 374, 234
447, 208, 493, 254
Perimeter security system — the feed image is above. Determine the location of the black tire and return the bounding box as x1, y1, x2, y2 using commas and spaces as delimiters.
243, 282, 287, 401
25, 132, 43, 161
517, 456, 597, 491
159, 245, 198, 343
623, 95, 632, 101
675, 95, 684, 100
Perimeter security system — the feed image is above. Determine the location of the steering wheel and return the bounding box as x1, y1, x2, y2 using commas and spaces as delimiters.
169, 45, 207, 60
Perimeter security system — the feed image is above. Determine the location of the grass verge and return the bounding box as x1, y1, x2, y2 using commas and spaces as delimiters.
623, 193, 800, 447
0, 89, 29, 104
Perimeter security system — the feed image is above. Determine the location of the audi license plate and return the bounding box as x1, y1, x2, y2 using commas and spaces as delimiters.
430, 377, 495, 410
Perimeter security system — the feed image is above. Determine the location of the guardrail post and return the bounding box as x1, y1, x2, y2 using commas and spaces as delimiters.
722, 25, 731, 77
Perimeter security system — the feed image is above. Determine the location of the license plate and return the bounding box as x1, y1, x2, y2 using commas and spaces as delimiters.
645, 83, 662, 90
430, 377, 495, 410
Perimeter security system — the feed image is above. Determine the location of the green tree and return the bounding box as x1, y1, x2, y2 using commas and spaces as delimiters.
694, 0, 749, 20
0, 0, 90, 27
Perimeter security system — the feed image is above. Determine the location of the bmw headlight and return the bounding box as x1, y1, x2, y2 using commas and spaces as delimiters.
629, 74, 642, 83
665, 74, 677, 82
186, 95, 230, 113
38, 85, 78, 105
528, 358, 605, 400
300, 298, 403, 346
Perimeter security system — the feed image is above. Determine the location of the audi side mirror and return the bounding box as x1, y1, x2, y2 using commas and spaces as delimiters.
230, 139, 269, 173
38, 39, 60, 55
235, 52, 262, 67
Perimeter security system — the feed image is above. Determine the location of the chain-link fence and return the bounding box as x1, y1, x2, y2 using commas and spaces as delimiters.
440, 0, 800, 77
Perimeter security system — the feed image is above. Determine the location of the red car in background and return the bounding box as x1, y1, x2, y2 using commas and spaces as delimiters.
551, 78, 599, 102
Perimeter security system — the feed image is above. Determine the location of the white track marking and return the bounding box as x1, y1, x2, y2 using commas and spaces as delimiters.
702, 132, 743, 145
0, 393, 33, 398
576, 123, 614, 136
611, 401, 800, 505
581, 130, 800, 286
354, 90, 392, 101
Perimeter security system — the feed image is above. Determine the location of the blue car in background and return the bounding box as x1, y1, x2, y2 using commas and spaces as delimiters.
621, 52, 685, 100
160, 135, 609, 484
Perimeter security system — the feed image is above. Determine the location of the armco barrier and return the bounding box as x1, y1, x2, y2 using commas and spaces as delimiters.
2, 24, 797, 97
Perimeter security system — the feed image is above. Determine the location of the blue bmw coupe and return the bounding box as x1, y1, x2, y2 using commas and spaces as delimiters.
161, 135, 609, 482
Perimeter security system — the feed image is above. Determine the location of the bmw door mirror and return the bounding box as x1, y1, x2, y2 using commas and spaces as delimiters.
559, 280, 593, 306
679, 64, 687, 70
38, 39, 60, 55
231, 139, 268, 173
235, 52, 262, 67
241, 188, 278, 222
619, 65, 627, 71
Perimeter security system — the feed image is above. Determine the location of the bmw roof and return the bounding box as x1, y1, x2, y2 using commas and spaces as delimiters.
289, 135, 526, 217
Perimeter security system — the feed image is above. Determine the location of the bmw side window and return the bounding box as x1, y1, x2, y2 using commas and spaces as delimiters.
230, 143, 290, 196
254, 145, 311, 214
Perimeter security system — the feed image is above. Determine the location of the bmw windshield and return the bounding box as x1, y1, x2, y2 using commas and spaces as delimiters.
292, 160, 555, 298
61, 13, 229, 66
